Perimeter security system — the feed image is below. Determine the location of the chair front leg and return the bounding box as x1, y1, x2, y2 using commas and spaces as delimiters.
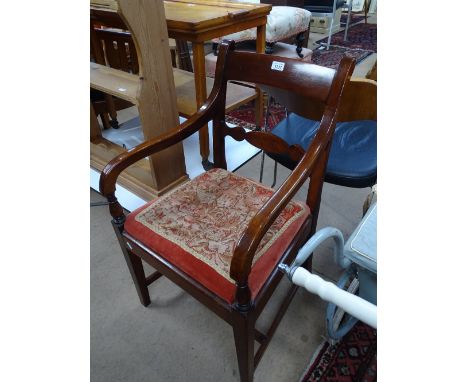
233, 312, 255, 382
112, 221, 151, 307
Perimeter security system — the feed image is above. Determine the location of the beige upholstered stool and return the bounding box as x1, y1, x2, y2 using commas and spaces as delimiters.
212, 5, 311, 57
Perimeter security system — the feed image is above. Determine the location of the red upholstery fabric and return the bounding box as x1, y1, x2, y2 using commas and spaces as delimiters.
125, 168, 310, 303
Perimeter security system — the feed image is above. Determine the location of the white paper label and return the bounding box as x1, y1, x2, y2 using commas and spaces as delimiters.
271, 61, 285, 71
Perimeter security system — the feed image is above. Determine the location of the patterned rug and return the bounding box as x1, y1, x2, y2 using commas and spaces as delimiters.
226, 101, 285, 131
299, 322, 377, 382
316, 23, 377, 52
311, 46, 373, 70
340, 13, 366, 26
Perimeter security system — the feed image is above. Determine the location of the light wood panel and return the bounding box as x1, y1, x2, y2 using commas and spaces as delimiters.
90, 63, 257, 117
90, 62, 140, 104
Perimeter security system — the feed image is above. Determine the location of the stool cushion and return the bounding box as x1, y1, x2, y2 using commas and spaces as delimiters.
267, 113, 377, 188
205, 42, 312, 77
125, 168, 310, 303
212, 6, 311, 43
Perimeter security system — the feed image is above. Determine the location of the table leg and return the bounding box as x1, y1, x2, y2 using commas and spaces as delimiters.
192, 41, 212, 169
255, 24, 266, 130
90, 102, 102, 142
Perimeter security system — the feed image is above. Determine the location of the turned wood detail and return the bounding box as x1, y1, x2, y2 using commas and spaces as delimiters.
225, 124, 305, 162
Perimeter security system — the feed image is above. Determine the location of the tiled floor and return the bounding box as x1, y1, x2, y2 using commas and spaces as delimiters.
91, 13, 376, 382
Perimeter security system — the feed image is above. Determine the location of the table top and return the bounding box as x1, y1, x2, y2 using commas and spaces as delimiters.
165, 0, 271, 29
91, 0, 271, 34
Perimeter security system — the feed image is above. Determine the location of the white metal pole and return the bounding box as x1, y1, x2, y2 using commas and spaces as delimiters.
326, 0, 338, 49
344, 0, 354, 41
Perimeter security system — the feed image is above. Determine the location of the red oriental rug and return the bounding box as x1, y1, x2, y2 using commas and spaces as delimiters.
226, 101, 286, 131
311, 46, 373, 70
340, 14, 366, 26
299, 322, 377, 382
316, 23, 377, 53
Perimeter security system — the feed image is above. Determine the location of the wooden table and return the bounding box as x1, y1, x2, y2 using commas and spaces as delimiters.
165, 0, 271, 164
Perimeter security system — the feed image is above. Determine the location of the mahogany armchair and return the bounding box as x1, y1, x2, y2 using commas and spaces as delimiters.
99, 40, 354, 382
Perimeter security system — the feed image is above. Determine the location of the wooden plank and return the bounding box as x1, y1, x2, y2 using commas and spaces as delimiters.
91, 137, 189, 200
90, 63, 257, 117
90, 138, 159, 201
174, 69, 258, 116
90, 62, 140, 104
91, 0, 118, 10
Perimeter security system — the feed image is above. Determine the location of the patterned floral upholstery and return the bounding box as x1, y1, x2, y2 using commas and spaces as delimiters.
212, 6, 311, 44
125, 168, 310, 303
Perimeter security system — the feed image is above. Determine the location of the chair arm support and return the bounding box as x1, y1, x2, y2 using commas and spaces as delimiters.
99, 96, 220, 198
230, 116, 334, 285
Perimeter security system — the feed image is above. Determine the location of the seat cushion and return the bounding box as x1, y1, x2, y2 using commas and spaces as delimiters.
212, 6, 311, 43
125, 168, 310, 303
268, 113, 377, 188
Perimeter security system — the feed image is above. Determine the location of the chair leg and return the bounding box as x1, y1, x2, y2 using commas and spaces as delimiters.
326, 0, 338, 50
259, 151, 266, 183
233, 314, 255, 382
259, 95, 272, 183
265, 42, 275, 54
122, 249, 151, 307
271, 160, 278, 188
100, 112, 111, 130
104, 94, 120, 129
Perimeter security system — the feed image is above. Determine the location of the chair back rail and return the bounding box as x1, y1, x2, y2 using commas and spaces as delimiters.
223, 51, 336, 103
94, 28, 139, 74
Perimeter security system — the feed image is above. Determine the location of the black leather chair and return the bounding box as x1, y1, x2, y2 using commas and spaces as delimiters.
260, 78, 377, 190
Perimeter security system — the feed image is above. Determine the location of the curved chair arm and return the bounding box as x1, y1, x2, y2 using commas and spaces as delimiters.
230, 107, 339, 287
99, 89, 222, 200
229, 56, 356, 307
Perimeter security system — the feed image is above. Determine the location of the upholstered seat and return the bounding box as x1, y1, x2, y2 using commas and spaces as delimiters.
125, 168, 310, 303
212, 6, 311, 44
267, 113, 377, 188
